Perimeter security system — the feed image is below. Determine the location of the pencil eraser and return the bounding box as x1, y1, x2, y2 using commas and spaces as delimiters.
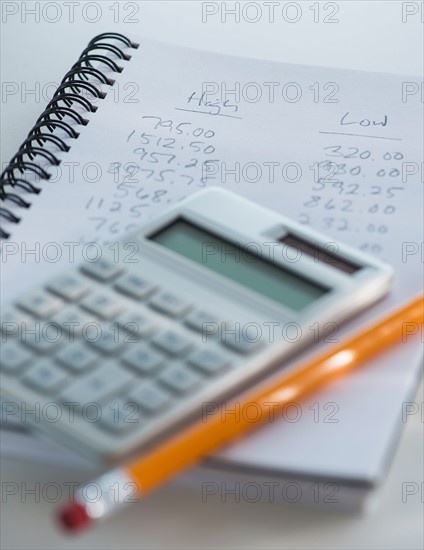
58, 502, 92, 533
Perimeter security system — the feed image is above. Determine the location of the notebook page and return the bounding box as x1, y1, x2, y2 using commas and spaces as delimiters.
3, 37, 422, 305
1, 38, 423, 478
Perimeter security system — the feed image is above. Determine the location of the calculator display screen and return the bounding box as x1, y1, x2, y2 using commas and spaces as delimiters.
149, 219, 327, 311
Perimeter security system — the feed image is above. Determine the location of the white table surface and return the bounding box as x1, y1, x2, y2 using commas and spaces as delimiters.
1, 2, 423, 549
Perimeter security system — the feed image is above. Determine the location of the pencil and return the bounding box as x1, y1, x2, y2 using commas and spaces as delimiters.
59, 294, 423, 532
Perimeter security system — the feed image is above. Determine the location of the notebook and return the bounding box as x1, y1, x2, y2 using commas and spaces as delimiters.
1, 32, 423, 510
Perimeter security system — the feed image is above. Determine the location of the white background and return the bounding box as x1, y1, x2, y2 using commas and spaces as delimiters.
1, 2, 423, 549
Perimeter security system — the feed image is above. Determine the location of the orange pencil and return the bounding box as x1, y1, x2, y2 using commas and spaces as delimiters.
59, 294, 423, 532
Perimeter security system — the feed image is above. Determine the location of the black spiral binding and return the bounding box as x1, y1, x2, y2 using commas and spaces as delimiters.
0, 32, 139, 239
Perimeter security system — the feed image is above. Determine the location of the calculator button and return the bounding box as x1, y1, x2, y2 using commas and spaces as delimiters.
51, 306, 93, 337
22, 361, 69, 394
47, 273, 91, 301
80, 293, 123, 319
122, 344, 164, 375
21, 323, 63, 354
99, 399, 141, 433
115, 273, 157, 300
87, 325, 126, 355
188, 349, 230, 375
184, 309, 221, 333
56, 344, 99, 372
0, 341, 32, 373
17, 290, 63, 318
151, 329, 193, 357
59, 364, 133, 406
81, 259, 123, 282
116, 310, 157, 337
128, 381, 171, 415
158, 365, 201, 395
1, 306, 31, 331
149, 292, 191, 318
221, 326, 264, 355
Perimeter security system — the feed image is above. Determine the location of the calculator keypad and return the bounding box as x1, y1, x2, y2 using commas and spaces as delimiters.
99, 399, 140, 433
151, 329, 193, 357
116, 310, 157, 336
81, 259, 123, 282
87, 324, 127, 355
158, 364, 202, 395
1, 261, 267, 459
17, 290, 63, 318
1, 306, 31, 328
21, 327, 63, 354
188, 349, 230, 376
80, 292, 123, 319
128, 381, 171, 415
51, 306, 93, 336
23, 361, 69, 394
47, 274, 91, 301
149, 291, 192, 318
56, 343, 99, 372
1, 341, 32, 373
59, 363, 133, 406
184, 309, 221, 332
115, 273, 157, 300
221, 324, 264, 355
122, 345, 165, 375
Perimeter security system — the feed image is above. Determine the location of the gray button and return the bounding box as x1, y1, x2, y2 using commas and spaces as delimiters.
22, 361, 69, 394
17, 290, 63, 318
59, 364, 133, 406
47, 273, 91, 301
51, 306, 93, 338
1, 306, 31, 332
221, 324, 264, 355
149, 292, 191, 318
80, 293, 123, 319
81, 258, 123, 281
122, 344, 164, 375
115, 273, 156, 300
188, 349, 230, 375
128, 381, 171, 415
56, 343, 99, 372
99, 399, 141, 433
151, 329, 193, 357
19, 319, 65, 353
87, 324, 127, 354
0, 341, 32, 373
158, 365, 201, 395
116, 310, 157, 338
184, 309, 221, 333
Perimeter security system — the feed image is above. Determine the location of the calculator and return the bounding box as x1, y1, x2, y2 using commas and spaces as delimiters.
0, 188, 393, 464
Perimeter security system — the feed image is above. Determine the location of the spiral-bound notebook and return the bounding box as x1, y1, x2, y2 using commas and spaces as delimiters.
1, 33, 423, 509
